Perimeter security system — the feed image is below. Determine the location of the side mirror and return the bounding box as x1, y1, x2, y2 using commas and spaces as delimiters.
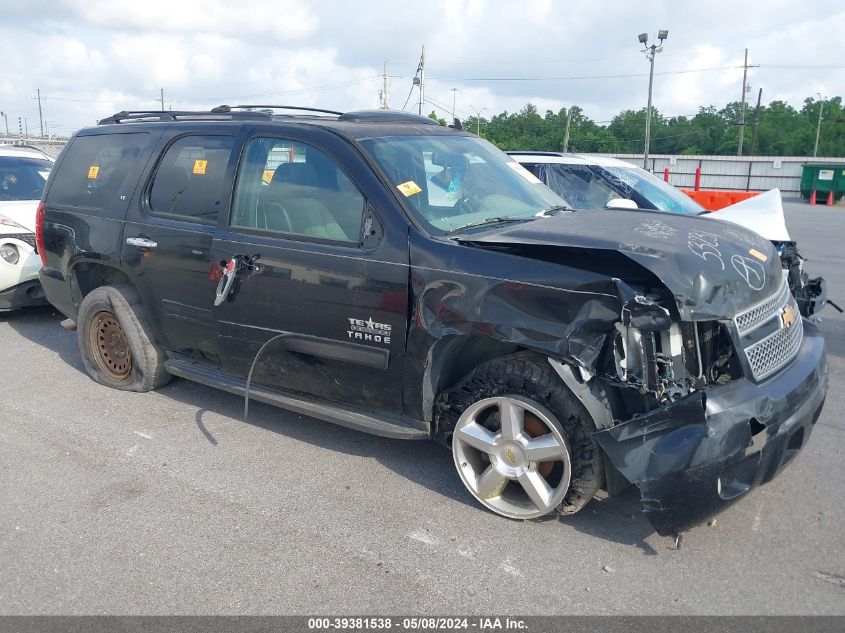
606, 198, 638, 210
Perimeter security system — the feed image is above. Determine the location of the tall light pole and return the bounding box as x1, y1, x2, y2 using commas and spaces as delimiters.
638, 29, 668, 170
814, 93, 825, 158
469, 106, 487, 136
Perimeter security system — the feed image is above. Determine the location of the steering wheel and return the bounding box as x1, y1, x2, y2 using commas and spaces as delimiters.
455, 194, 479, 215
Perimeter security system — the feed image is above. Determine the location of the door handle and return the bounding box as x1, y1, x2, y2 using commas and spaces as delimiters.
126, 237, 158, 249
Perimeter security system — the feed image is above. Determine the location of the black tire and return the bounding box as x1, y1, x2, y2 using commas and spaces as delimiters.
437, 351, 604, 515
77, 284, 171, 392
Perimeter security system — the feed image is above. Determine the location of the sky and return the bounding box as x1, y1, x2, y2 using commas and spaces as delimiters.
2, 0, 844, 138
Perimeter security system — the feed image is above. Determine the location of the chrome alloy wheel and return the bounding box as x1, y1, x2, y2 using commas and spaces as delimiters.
452, 395, 572, 519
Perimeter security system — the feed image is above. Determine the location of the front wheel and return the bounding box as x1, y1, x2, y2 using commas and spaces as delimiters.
440, 353, 604, 519
453, 395, 573, 519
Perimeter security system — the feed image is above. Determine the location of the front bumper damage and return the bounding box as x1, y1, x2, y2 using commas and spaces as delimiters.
795, 275, 828, 317
593, 320, 827, 536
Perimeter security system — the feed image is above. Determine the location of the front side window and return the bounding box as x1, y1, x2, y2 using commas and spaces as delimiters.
0, 156, 52, 201
358, 134, 565, 234
45, 132, 151, 211
231, 137, 364, 244
148, 135, 236, 224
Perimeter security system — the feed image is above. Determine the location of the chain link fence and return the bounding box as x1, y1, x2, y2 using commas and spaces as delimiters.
0, 137, 68, 158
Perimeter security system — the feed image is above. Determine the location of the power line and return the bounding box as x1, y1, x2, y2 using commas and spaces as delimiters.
428, 65, 740, 82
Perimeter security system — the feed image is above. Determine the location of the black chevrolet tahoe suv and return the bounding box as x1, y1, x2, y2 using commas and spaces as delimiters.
36, 106, 827, 536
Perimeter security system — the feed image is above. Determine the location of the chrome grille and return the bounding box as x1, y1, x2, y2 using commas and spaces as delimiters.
735, 281, 790, 335
736, 281, 803, 381
744, 312, 803, 380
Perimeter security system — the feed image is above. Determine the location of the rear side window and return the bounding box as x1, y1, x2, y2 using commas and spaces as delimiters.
148, 135, 235, 224
45, 133, 150, 211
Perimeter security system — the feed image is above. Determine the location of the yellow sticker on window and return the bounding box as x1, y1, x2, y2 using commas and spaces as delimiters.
396, 180, 422, 197
87, 165, 99, 179
749, 248, 768, 262
193, 159, 208, 175
262, 169, 274, 184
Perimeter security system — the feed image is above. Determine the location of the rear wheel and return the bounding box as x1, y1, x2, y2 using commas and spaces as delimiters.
77, 285, 171, 392
439, 352, 604, 519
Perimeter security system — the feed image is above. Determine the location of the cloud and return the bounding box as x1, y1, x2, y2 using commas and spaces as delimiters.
1, 0, 844, 138
57, 0, 318, 41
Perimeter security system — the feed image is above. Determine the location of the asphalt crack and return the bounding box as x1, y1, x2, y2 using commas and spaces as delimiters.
814, 570, 845, 588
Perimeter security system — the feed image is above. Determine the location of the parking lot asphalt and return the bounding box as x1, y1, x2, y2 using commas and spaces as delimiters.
1, 199, 844, 615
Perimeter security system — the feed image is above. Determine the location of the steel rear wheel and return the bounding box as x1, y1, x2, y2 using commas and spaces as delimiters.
452, 395, 572, 519
87, 310, 133, 381
76, 285, 171, 392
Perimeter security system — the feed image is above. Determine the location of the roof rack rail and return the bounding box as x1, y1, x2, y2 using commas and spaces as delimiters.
98, 109, 275, 125
337, 110, 439, 125
225, 104, 344, 116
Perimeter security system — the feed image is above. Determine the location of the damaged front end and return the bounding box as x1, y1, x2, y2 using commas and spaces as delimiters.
593, 317, 826, 535
443, 210, 828, 535
775, 240, 829, 317
591, 276, 827, 535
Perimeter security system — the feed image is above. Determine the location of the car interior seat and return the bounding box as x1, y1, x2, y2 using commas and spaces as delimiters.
269, 162, 349, 241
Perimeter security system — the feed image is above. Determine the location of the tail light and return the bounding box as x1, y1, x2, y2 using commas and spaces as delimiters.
35, 201, 47, 267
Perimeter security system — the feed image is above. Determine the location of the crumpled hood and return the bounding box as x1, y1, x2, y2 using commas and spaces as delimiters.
0, 200, 38, 233
458, 209, 782, 320
705, 188, 791, 242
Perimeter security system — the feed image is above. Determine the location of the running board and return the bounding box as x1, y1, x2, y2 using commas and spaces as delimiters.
164, 358, 429, 440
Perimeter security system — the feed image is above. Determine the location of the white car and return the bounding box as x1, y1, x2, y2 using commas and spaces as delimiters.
0, 145, 54, 311
509, 151, 828, 317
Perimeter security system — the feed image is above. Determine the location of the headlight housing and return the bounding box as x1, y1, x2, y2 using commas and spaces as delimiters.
0, 243, 20, 265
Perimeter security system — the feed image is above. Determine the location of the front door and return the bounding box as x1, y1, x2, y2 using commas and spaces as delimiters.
123, 133, 237, 361
211, 131, 409, 413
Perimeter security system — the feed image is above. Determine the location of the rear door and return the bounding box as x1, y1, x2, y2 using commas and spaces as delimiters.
122, 132, 238, 361
211, 126, 410, 413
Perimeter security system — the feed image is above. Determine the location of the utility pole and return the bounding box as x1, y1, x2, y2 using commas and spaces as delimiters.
159, 88, 165, 112
36, 89, 45, 138
414, 46, 425, 116
469, 106, 487, 136
638, 30, 668, 170
450, 88, 458, 121
738, 49, 748, 155
563, 108, 572, 152
814, 93, 824, 157
737, 49, 759, 155
379, 61, 390, 109
749, 88, 763, 156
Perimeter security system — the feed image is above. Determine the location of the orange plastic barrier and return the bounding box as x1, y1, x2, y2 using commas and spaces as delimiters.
681, 189, 759, 211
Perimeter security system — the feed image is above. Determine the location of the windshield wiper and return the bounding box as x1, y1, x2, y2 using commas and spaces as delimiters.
536, 204, 570, 216
447, 216, 533, 234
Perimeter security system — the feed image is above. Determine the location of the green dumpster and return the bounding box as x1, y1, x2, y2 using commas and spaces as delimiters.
800, 163, 845, 201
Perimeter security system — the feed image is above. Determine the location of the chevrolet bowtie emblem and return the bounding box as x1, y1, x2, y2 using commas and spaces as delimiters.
506, 448, 516, 465
782, 304, 797, 328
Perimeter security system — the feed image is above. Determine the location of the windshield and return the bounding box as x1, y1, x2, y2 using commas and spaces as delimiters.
591, 164, 704, 216
0, 156, 52, 201
523, 161, 704, 216
359, 134, 566, 234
